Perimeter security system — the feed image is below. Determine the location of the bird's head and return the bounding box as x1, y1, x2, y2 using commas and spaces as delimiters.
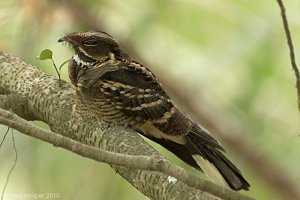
58, 31, 129, 63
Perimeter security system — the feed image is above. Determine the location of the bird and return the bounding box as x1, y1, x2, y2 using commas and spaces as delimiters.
58, 31, 250, 191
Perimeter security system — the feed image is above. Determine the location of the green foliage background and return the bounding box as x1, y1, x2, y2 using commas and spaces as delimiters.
0, 0, 299, 200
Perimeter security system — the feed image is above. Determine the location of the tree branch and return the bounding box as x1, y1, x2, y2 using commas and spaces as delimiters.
0, 52, 254, 200
0, 94, 35, 120
276, 0, 300, 111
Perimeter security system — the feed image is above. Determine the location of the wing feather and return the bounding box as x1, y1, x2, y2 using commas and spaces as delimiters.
100, 62, 174, 121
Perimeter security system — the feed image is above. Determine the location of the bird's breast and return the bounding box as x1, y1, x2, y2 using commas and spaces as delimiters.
75, 90, 134, 125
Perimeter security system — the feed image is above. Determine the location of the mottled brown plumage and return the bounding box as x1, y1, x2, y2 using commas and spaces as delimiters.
58, 31, 250, 191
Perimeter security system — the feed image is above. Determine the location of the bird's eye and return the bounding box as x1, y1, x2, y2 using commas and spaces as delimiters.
83, 39, 98, 46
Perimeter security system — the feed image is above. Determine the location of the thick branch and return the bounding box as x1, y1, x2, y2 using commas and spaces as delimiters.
0, 94, 35, 120
0, 53, 254, 200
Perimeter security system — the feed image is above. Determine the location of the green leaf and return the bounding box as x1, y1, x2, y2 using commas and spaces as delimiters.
38, 49, 53, 60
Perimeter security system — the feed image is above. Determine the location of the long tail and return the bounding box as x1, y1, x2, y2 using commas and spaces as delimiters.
185, 126, 250, 191
139, 124, 250, 190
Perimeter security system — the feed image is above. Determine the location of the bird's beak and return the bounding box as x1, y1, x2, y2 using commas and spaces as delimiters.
58, 36, 67, 43
58, 35, 76, 46
58, 35, 74, 43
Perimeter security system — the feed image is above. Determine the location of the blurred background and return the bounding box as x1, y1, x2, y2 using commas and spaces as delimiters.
0, 0, 300, 199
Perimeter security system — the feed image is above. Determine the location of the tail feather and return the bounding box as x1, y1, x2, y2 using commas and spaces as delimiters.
186, 128, 250, 191
137, 124, 250, 190
141, 134, 201, 170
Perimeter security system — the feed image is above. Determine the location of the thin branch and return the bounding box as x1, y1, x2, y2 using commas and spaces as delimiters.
0, 127, 9, 148
1, 130, 17, 200
276, 0, 300, 111
0, 108, 254, 200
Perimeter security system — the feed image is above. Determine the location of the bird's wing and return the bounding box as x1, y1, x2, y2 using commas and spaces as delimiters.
100, 61, 174, 122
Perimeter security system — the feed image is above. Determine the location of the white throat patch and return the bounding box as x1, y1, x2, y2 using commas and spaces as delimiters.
73, 54, 92, 66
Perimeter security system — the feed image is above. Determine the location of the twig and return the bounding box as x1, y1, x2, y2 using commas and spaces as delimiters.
0, 127, 9, 148
50, 58, 61, 87
1, 130, 17, 200
0, 108, 254, 200
276, 0, 300, 111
